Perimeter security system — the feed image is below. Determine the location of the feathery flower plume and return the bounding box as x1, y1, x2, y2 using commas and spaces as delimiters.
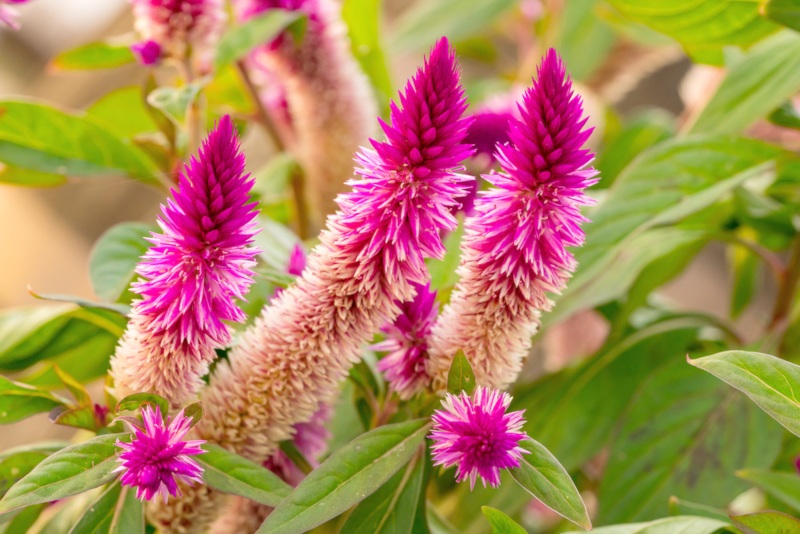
0, 0, 28, 30
110, 116, 260, 407
130, 0, 225, 69
427, 49, 598, 390
430, 386, 528, 489
234, 0, 378, 233
374, 281, 438, 399
115, 405, 206, 502
149, 37, 474, 532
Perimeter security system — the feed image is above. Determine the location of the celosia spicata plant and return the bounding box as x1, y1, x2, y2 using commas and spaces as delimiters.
4, 2, 799, 533
109, 115, 259, 407
427, 49, 598, 391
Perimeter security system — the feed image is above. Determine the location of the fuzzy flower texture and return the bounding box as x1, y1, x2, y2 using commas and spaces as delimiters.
110, 115, 259, 407
430, 387, 528, 489
115, 405, 206, 502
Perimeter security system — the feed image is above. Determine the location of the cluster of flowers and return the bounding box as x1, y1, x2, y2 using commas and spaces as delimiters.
41, 0, 597, 529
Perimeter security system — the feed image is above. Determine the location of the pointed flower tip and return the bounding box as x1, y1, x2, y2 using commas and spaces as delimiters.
116, 405, 206, 502
430, 386, 528, 490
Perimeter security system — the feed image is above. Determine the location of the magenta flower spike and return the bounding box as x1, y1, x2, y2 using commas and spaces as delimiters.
233, 0, 378, 231
130, 0, 225, 69
149, 38, 474, 532
427, 49, 598, 390
375, 282, 439, 399
115, 405, 206, 502
110, 116, 260, 407
430, 386, 528, 489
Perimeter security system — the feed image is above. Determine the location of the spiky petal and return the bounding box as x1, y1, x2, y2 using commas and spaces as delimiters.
115, 405, 206, 502
430, 386, 528, 489
130, 0, 225, 70
427, 49, 598, 390
149, 37, 474, 532
233, 0, 377, 232
110, 116, 260, 407
374, 282, 438, 399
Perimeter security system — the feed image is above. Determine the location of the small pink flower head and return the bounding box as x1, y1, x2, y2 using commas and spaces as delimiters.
115, 405, 206, 502
343, 37, 475, 286
134, 115, 259, 351
130, 0, 225, 67
485, 49, 598, 289
430, 386, 528, 490
375, 282, 438, 398
131, 39, 162, 65
286, 243, 306, 276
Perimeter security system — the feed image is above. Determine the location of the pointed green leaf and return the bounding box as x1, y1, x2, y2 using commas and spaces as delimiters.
0, 376, 65, 425
666, 497, 729, 521
737, 469, 800, 512
342, 0, 392, 109
259, 419, 430, 534
481, 506, 527, 534
109, 487, 143, 533
0, 503, 46, 533
53, 40, 135, 70
69, 483, 121, 534
762, 0, 800, 32
731, 511, 800, 533
0, 444, 65, 500
115, 393, 169, 417
446, 350, 475, 396
214, 10, 304, 70
0, 434, 127, 514
89, 223, 153, 304
689, 350, 800, 437
342, 453, 425, 534
508, 438, 590, 530
197, 444, 291, 507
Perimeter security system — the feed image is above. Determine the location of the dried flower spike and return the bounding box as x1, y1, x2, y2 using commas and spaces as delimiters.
110, 115, 260, 407
115, 405, 206, 502
430, 386, 528, 489
427, 49, 598, 389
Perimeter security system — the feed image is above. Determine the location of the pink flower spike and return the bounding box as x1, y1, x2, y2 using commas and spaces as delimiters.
110, 115, 260, 407
131, 40, 162, 66
375, 282, 438, 399
115, 405, 206, 502
430, 386, 528, 490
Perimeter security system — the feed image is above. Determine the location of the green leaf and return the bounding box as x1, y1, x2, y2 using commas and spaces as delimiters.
342, 453, 425, 534
0, 166, 65, 187
0, 434, 128, 514
198, 444, 291, 507
446, 350, 476, 396
606, 0, 779, 64
732, 511, 800, 533
53, 40, 135, 70
70, 483, 121, 534
115, 393, 169, 416
146, 83, 206, 127
688, 350, 800, 436
0, 503, 46, 533
109, 487, 143, 533
737, 469, 800, 512
481, 506, 526, 534
49, 405, 99, 431
214, 9, 305, 70
89, 223, 153, 303
762, 0, 800, 32
0, 376, 65, 425
0, 100, 158, 183
508, 439, 591, 530
689, 32, 800, 135
0, 444, 65, 499
549, 136, 781, 327
259, 419, 430, 534
388, 0, 517, 54
515, 318, 703, 472
343, 0, 393, 110
769, 100, 800, 130
597, 358, 783, 523
0, 306, 125, 382
565, 515, 731, 534
557, 0, 617, 81
667, 497, 730, 521
254, 216, 301, 272
86, 87, 160, 140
